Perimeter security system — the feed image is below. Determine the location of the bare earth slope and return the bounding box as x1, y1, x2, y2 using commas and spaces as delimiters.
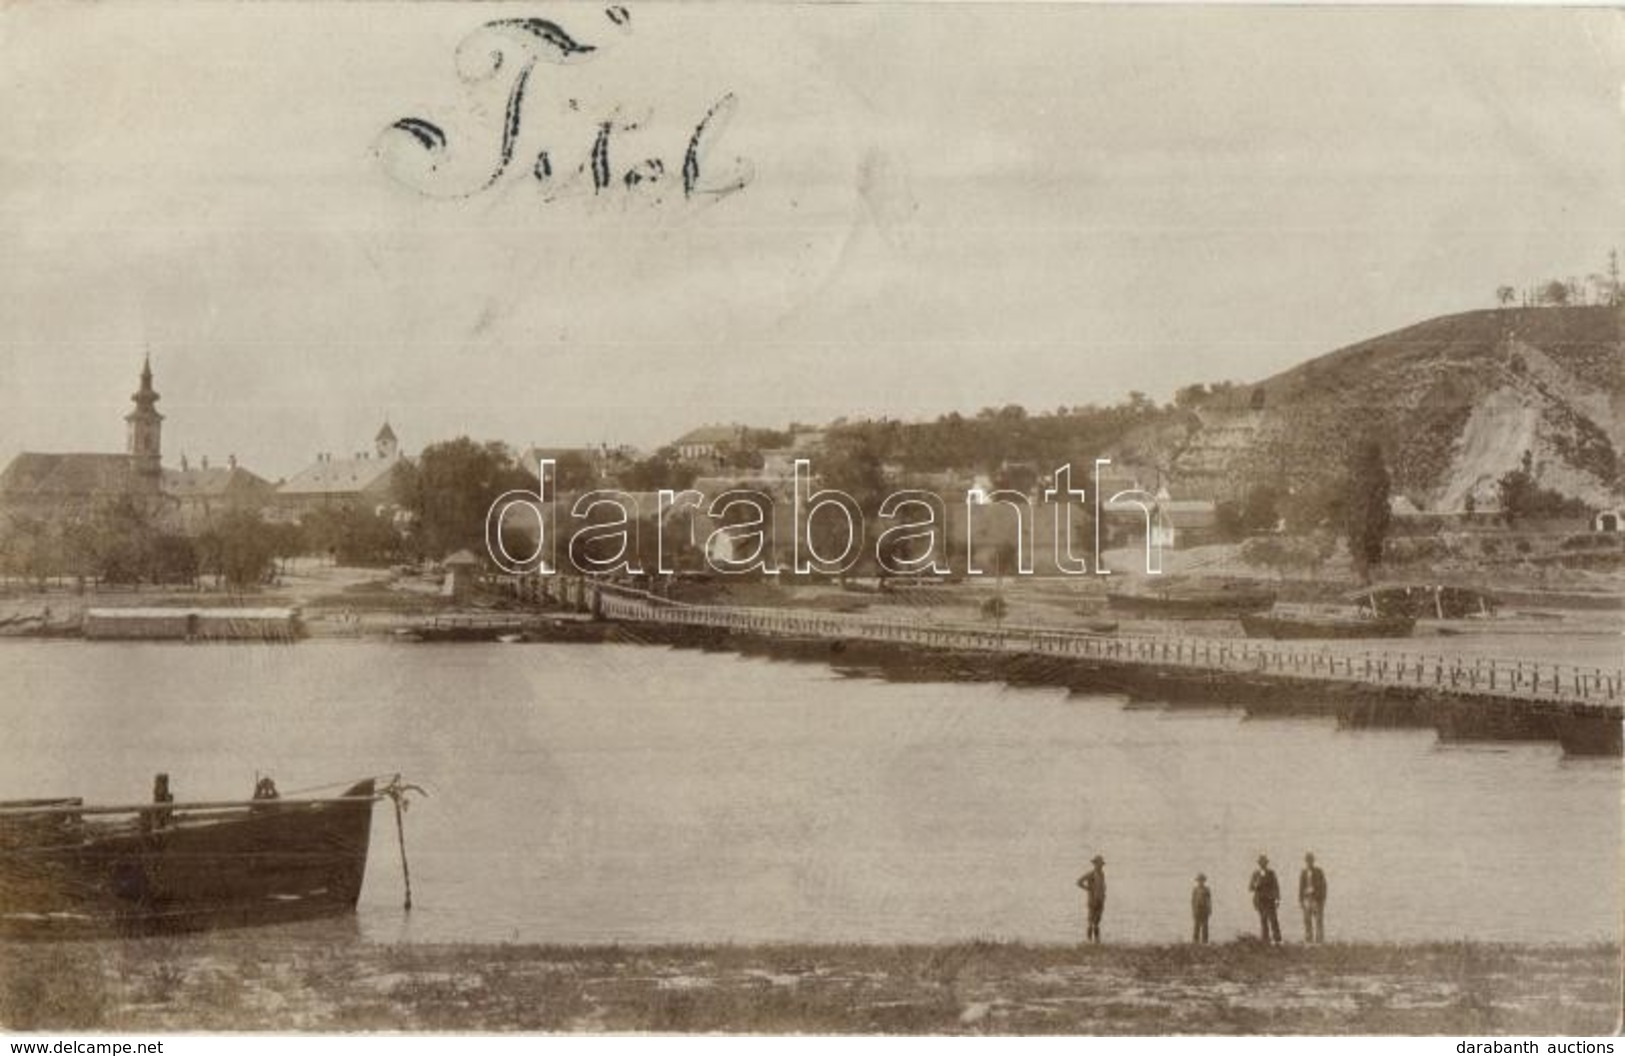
1174, 306, 1623, 511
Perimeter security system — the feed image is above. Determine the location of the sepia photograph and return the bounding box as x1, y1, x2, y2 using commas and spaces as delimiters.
0, 1, 1621, 1041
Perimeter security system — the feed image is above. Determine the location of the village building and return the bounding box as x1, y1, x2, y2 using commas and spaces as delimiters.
273, 423, 404, 518
0, 358, 274, 531
0, 359, 168, 521
441, 548, 482, 600
519, 444, 637, 489
165, 454, 276, 532
1148, 488, 1220, 550
672, 424, 743, 463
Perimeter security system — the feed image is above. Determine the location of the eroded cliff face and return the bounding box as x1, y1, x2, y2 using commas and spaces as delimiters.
1167, 306, 1623, 512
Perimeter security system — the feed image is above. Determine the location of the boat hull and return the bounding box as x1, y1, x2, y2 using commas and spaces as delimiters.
1555, 714, 1624, 757
0, 779, 376, 939
1239, 613, 1416, 639
1107, 591, 1276, 618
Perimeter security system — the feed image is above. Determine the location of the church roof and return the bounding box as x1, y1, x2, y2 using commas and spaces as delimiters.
278, 454, 400, 497
376, 422, 397, 443
0, 453, 142, 498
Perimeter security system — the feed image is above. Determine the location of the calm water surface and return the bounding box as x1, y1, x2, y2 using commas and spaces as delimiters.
1, 641, 1618, 945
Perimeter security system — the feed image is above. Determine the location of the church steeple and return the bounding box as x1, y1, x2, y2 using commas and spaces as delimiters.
125, 355, 163, 485
375, 419, 399, 460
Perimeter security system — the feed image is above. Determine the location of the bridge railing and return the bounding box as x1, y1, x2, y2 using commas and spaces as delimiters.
587, 583, 1623, 706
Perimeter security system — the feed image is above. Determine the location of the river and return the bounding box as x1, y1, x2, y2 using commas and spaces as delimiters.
1, 640, 1618, 945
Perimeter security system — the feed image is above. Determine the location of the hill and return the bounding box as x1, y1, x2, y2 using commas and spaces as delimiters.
1171, 305, 1624, 512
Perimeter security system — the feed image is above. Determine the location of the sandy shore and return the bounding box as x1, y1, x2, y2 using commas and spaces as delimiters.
1, 937, 1618, 1034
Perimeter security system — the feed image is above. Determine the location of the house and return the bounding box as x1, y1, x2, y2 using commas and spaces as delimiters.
1595, 508, 1624, 533
165, 455, 275, 530
442, 548, 481, 599
518, 444, 636, 488
275, 423, 404, 518
672, 424, 743, 463
1149, 489, 1219, 549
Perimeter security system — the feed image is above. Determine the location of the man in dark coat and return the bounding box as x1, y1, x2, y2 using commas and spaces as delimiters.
1190, 873, 1212, 944
1076, 854, 1107, 943
1299, 852, 1328, 943
1248, 854, 1282, 943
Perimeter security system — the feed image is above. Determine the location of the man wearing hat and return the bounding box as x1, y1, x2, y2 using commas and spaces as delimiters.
1299, 852, 1328, 943
1190, 873, 1212, 944
1076, 855, 1107, 943
1248, 854, 1282, 944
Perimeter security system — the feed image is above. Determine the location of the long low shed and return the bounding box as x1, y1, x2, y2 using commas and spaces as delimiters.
83, 608, 300, 641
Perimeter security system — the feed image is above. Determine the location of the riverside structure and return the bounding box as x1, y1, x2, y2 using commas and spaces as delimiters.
510, 576, 1625, 756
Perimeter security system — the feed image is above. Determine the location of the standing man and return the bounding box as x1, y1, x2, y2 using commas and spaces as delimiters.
1299, 852, 1328, 943
1249, 854, 1282, 944
1076, 854, 1107, 943
1190, 873, 1212, 944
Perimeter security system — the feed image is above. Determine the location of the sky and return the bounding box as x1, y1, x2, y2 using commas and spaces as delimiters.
1, 3, 1622, 480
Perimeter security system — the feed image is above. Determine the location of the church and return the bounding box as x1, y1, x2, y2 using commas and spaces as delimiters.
0, 359, 273, 530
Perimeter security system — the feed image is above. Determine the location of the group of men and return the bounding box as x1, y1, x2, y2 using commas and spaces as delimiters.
1075, 852, 1328, 944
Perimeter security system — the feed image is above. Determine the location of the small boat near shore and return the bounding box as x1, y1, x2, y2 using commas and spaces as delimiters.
1240, 608, 1416, 640
395, 613, 528, 642
1107, 586, 1276, 619
1554, 713, 1625, 757
396, 613, 611, 644
0, 774, 410, 938
1347, 584, 1498, 620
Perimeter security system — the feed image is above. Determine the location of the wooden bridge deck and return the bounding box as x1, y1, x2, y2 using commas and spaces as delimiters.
590, 588, 1622, 711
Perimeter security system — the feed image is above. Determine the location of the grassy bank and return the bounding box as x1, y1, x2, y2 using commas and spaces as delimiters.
2, 938, 1618, 1034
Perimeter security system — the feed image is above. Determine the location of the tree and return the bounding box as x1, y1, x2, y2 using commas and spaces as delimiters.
87, 496, 158, 585
1496, 451, 1537, 526
395, 438, 531, 558
1496, 450, 1588, 524
1239, 485, 1282, 534
0, 515, 56, 588
619, 447, 697, 492
1541, 280, 1570, 306
148, 533, 200, 585
1173, 383, 1209, 410
1496, 285, 1517, 307
1343, 439, 1391, 583
553, 451, 598, 492
302, 506, 401, 566
198, 510, 278, 590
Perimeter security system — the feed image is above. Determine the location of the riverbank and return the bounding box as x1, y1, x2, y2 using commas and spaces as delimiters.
0, 937, 1616, 1034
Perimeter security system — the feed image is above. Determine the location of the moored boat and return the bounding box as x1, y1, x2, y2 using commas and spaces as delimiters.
1554, 713, 1625, 757
0, 775, 410, 938
1346, 584, 1498, 620
395, 614, 528, 642
1106, 586, 1276, 619
1240, 609, 1416, 640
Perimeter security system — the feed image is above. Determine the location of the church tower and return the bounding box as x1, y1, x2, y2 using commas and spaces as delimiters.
375, 420, 399, 460
125, 356, 163, 486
